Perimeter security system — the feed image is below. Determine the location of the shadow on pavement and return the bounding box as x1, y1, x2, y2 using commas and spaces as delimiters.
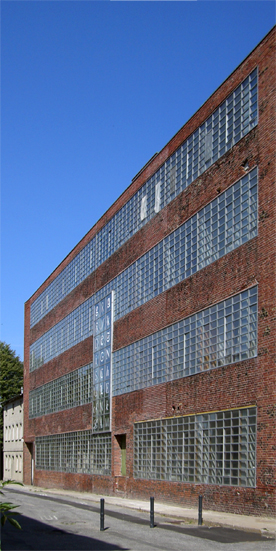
1, 513, 129, 551
158, 523, 274, 544
4, 489, 274, 546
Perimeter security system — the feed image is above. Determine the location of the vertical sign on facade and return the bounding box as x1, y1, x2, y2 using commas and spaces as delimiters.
93, 292, 113, 433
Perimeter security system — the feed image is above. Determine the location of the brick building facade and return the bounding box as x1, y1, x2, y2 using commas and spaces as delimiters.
24, 28, 275, 516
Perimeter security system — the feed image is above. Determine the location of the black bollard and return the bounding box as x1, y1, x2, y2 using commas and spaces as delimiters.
198, 495, 203, 526
100, 498, 105, 531
150, 496, 154, 528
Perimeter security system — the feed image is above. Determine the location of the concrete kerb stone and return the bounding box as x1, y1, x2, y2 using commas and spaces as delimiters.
6, 483, 276, 538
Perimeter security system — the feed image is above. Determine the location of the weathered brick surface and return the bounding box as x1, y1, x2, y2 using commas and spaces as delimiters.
113, 240, 258, 350
29, 337, 93, 390
28, 403, 92, 437
32, 470, 113, 495
24, 28, 276, 517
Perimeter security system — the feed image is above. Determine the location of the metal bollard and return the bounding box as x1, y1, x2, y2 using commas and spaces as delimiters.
150, 496, 154, 528
100, 498, 105, 531
198, 495, 203, 526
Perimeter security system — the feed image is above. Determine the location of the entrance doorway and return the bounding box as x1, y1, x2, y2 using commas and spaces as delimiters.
25, 442, 34, 485
115, 434, 126, 476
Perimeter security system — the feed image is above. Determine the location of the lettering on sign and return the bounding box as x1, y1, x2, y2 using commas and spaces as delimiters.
93, 293, 113, 432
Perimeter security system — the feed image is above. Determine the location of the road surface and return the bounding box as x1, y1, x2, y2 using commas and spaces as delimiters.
1, 488, 274, 551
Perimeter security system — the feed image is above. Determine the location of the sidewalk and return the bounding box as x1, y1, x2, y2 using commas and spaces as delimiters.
6, 483, 276, 538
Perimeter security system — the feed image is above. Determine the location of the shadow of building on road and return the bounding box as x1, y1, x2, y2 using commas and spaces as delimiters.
1, 513, 129, 551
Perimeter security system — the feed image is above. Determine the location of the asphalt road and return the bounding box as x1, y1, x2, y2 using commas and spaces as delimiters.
1, 489, 275, 551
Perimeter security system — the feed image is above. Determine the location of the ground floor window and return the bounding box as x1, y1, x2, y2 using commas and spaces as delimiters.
35, 431, 111, 475
134, 407, 256, 487
4, 453, 23, 478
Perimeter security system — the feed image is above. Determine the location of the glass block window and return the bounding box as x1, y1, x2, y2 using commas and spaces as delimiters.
30, 299, 93, 371
134, 407, 256, 487
30, 168, 257, 370
30, 69, 258, 328
29, 363, 93, 418
113, 287, 257, 396
35, 431, 111, 475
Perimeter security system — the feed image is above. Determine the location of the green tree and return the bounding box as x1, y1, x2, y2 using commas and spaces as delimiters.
0, 342, 23, 449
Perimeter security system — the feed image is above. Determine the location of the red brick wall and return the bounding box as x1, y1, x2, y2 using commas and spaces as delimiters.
28, 404, 92, 437
29, 337, 93, 390
32, 470, 113, 495
113, 241, 258, 350
24, 27, 276, 516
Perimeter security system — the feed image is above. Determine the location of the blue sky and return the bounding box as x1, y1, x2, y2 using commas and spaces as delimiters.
1, 1, 275, 361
